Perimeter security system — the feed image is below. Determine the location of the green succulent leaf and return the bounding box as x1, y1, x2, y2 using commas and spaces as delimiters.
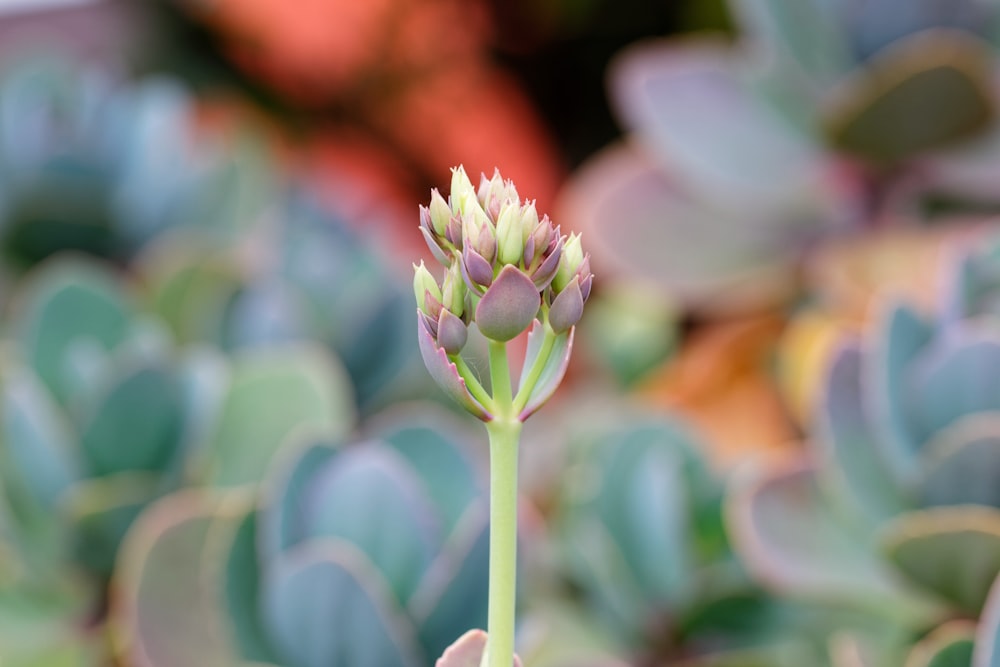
206, 344, 355, 486
610, 42, 823, 204
919, 413, 1000, 508
224, 511, 278, 663
974, 574, 1000, 667
903, 326, 1000, 457
61, 471, 163, 576
10, 257, 131, 406
1, 361, 79, 510
261, 539, 422, 667
297, 444, 443, 605
824, 31, 995, 163
904, 621, 975, 667
78, 363, 184, 478
818, 342, 906, 521
728, 463, 920, 613
111, 491, 243, 667
730, 0, 853, 82
258, 435, 340, 562
369, 405, 483, 535
881, 506, 1000, 614
869, 303, 935, 483
408, 503, 489, 660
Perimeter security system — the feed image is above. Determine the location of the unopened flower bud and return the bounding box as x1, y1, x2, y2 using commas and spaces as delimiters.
428, 189, 452, 237
413, 261, 442, 316
549, 276, 584, 333
451, 165, 477, 215
441, 262, 466, 319
554, 233, 584, 293
495, 204, 523, 266
437, 309, 468, 354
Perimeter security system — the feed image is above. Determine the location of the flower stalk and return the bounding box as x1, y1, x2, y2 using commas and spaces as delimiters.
414, 166, 592, 667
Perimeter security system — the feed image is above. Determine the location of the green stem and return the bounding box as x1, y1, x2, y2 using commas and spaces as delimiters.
488, 340, 513, 410
512, 326, 557, 414
482, 417, 522, 667
453, 355, 494, 412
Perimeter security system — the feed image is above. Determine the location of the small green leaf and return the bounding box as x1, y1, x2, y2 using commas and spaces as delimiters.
882, 506, 1000, 614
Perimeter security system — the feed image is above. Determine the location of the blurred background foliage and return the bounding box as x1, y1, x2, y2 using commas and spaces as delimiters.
4, 0, 1000, 666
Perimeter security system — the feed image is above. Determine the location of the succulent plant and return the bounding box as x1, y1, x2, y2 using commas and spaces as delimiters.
522, 397, 834, 667
112, 403, 490, 667
729, 230, 1000, 664
138, 185, 423, 414
0, 251, 358, 665
560, 0, 1000, 312
0, 55, 270, 270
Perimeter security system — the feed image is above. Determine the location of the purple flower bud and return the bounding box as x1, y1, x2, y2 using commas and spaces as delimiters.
419, 225, 451, 266
530, 235, 563, 290
445, 215, 463, 247
417, 313, 492, 421
549, 276, 584, 333
437, 309, 468, 354
476, 265, 540, 341
462, 246, 494, 292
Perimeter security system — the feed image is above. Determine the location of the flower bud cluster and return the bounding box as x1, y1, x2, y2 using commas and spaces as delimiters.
416, 166, 592, 347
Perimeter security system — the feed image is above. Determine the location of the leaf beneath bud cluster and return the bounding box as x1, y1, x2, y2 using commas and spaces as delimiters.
476, 265, 540, 342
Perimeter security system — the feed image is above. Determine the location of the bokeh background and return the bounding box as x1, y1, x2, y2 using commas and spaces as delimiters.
5, 0, 1000, 666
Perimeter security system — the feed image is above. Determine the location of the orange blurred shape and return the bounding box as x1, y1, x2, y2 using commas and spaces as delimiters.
780, 221, 987, 426
187, 0, 491, 102
637, 315, 799, 472
365, 61, 566, 215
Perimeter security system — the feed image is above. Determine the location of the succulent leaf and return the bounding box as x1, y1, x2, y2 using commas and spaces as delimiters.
78, 363, 184, 477
11, 257, 131, 406
817, 342, 907, 520
261, 540, 422, 667
899, 621, 976, 667
881, 506, 1000, 614
416, 316, 492, 421
111, 491, 241, 667
206, 344, 355, 486
918, 414, 1000, 507
224, 512, 279, 663
517, 322, 573, 421
0, 361, 79, 510
298, 445, 443, 604
728, 463, 917, 606
369, 406, 483, 534
474, 265, 540, 342
434, 629, 523, 667
409, 503, 490, 661
823, 31, 995, 163
869, 302, 935, 483
973, 574, 1000, 666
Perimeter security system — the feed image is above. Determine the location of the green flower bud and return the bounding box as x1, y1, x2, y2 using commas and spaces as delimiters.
451, 165, 478, 217
413, 261, 442, 315
519, 202, 538, 244
495, 203, 523, 266
553, 233, 584, 293
428, 188, 452, 237
441, 261, 466, 318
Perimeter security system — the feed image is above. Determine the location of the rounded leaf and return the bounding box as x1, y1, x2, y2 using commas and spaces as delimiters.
262, 540, 421, 667
475, 266, 539, 342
